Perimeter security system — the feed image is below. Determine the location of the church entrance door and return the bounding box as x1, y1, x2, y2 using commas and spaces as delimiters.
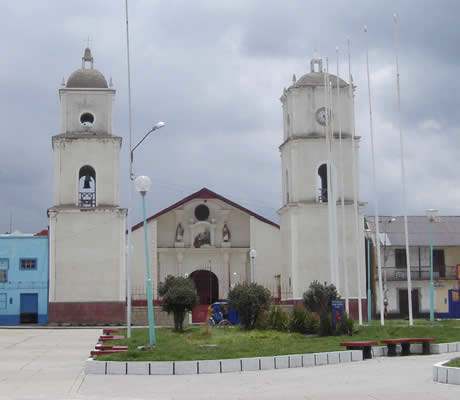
190, 269, 218, 323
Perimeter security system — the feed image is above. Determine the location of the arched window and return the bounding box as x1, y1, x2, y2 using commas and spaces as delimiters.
78, 165, 96, 207
317, 164, 328, 203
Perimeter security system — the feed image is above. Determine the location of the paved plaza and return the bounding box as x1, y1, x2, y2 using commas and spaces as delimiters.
0, 328, 459, 399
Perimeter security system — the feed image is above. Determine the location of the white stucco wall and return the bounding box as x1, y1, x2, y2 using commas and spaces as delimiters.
249, 216, 282, 290
49, 208, 126, 302
59, 89, 115, 135
52, 137, 121, 207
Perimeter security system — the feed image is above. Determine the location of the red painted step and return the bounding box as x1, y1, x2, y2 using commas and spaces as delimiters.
98, 335, 125, 342
95, 345, 128, 351
103, 328, 121, 335
91, 349, 128, 356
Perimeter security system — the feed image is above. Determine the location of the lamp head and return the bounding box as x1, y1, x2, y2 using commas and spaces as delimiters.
249, 248, 257, 258
153, 121, 165, 130
426, 209, 439, 222
134, 175, 152, 194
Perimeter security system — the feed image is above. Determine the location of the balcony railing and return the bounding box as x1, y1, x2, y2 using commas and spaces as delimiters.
377, 265, 458, 281
79, 192, 96, 208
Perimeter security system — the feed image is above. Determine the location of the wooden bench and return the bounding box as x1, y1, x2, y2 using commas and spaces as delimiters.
380, 338, 435, 356
340, 341, 378, 359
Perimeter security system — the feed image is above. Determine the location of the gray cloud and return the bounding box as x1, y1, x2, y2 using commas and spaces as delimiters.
1, 0, 459, 234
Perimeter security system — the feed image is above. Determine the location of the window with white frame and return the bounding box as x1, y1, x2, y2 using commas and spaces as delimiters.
0, 294, 6, 309
0, 259, 8, 283
20, 259, 37, 270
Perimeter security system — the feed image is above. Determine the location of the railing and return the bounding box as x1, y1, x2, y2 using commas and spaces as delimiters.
378, 265, 458, 281
79, 192, 96, 208
318, 188, 328, 203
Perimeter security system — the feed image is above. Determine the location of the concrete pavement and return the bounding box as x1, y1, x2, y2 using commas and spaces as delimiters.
0, 328, 459, 399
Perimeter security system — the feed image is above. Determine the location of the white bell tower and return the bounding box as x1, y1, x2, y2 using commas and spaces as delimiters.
278, 58, 366, 310
48, 48, 127, 324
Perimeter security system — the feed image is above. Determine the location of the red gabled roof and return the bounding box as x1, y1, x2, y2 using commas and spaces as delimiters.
34, 229, 48, 237
131, 187, 279, 231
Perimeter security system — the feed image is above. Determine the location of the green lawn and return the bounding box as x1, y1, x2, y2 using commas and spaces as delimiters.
94, 319, 460, 362
445, 358, 460, 368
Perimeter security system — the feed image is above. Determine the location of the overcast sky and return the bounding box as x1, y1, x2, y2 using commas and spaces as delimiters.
1, 0, 459, 234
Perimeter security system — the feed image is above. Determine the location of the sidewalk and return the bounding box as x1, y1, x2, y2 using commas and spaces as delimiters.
0, 328, 459, 399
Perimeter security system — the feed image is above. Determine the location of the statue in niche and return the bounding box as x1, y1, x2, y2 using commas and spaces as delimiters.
222, 224, 231, 242
175, 223, 184, 242
194, 229, 211, 248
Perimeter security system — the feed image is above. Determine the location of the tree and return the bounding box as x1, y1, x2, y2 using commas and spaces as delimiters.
228, 282, 271, 330
302, 281, 340, 336
158, 275, 199, 332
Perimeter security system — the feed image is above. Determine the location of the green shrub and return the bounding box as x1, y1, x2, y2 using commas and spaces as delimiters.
319, 314, 334, 336
158, 275, 199, 332
342, 312, 354, 336
228, 282, 271, 330
266, 306, 289, 332
289, 306, 319, 334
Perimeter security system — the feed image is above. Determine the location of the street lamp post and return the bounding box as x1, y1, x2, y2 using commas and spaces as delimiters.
249, 249, 257, 283
382, 217, 396, 318
365, 229, 373, 325
426, 209, 439, 326
135, 175, 156, 347
126, 121, 165, 339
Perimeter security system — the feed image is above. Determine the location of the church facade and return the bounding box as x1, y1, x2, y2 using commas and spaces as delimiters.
48, 49, 366, 324
129, 188, 282, 322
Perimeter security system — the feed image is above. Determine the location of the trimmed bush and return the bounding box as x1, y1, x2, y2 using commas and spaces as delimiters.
158, 275, 199, 332
303, 281, 340, 337
228, 282, 271, 330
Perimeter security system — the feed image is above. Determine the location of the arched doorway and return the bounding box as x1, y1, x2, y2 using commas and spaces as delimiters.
190, 269, 218, 305
190, 269, 219, 323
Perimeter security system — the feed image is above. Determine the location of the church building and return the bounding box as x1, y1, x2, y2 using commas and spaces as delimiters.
48, 49, 366, 324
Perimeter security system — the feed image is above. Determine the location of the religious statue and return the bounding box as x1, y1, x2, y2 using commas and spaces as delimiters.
194, 229, 211, 248
175, 223, 184, 242
222, 224, 231, 242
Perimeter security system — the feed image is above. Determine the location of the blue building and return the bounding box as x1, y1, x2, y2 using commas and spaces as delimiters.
0, 230, 49, 325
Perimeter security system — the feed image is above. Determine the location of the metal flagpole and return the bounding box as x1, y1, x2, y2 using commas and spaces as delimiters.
347, 39, 363, 325
393, 13, 413, 326
125, 0, 134, 338
326, 59, 340, 289
336, 47, 349, 312
324, 58, 335, 286
364, 25, 385, 325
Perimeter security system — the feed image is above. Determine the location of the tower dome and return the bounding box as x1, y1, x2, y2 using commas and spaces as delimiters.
290, 59, 348, 89
66, 48, 108, 88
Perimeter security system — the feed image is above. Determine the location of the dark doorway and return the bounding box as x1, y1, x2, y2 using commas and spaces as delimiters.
433, 249, 445, 278
190, 269, 218, 305
398, 289, 420, 318
20, 293, 38, 324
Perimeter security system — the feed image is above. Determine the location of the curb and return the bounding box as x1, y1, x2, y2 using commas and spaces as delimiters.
85, 349, 363, 375
85, 340, 460, 376
433, 359, 460, 385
